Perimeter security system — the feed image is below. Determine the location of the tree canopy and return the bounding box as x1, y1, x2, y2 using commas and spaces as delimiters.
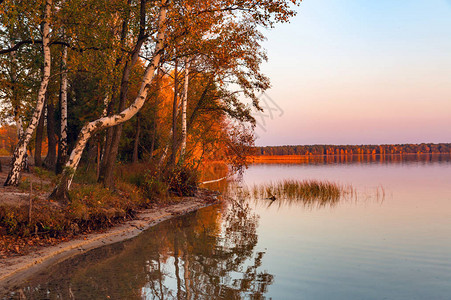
0, 0, 301, 200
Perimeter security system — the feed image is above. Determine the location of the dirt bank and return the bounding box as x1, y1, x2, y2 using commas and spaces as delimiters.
0, 191, 219, 293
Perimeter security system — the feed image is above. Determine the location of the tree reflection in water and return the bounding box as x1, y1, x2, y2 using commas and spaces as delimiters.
4, 198, 273, 299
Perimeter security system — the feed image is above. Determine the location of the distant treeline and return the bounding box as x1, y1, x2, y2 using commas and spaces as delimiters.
257, 143, 451, 156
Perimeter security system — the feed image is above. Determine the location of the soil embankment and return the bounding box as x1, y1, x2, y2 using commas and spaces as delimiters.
0, 158, 220, 293
0, 190, 219, 293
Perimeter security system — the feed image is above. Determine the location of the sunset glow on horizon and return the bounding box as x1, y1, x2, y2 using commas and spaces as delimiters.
255, 0, 451, 146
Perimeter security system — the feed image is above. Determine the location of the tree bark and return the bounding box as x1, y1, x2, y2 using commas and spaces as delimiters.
50, 0, 168, 201
132, 115, 140, 163
44, 99, 57, 170
180, 57, 189, 158
56, 45, 69, 173
187, 79, 213, 131
10, 51, 23, 141
34, 99, 46, 167
4, 0, 52, 186
169, 58, 179, 166
98, 0, 147, 188
98, 42, 145, 188
149, 69, 162, 160
15, 114, 23, 141
98, 0, 133, 181
150, 116, 157, 158
96, 140, 101, 179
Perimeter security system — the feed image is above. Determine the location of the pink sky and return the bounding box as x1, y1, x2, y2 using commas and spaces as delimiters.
254, 0, 451, 146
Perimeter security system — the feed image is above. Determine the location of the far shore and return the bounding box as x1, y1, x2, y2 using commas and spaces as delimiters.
248, 153, 451, 164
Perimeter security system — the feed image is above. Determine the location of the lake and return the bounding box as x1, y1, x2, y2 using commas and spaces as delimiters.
4, 154, 451, 299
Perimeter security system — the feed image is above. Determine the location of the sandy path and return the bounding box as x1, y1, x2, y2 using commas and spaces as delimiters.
0, 195, 218, 292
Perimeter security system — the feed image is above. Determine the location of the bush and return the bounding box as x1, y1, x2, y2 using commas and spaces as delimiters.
142, 169, 169, 201
140, 163, 199, 200
165, 163, 199, 197
118, 163, 151, 188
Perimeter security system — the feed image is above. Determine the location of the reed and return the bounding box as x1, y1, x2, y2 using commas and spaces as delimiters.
244, 180, 354, 208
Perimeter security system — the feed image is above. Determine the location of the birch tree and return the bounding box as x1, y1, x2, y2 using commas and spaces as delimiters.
180, 57, 189, 157
46, 0, 300, 200
0, 3, 42, 149
57, 45, 69, 170
169, 57, 179, 166
97, 0, 150, 188
3, 0, 53, 186
50, 0, 170, 201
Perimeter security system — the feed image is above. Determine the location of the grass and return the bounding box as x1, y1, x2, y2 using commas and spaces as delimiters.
232, 180, 355, 209
1, 181, 146, 238
0, 163, 159, 256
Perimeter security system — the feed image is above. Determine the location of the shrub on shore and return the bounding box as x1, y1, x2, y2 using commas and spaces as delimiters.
118, 162, 199, 200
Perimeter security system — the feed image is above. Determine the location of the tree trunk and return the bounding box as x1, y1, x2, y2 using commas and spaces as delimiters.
98, 0, 147, 189
99, 40, 145, 188
169, 58, 179, 166
96, 140, 101, 179
180, 57, 189, 158
56, 45, 69, 173
100, 118, 124, 188
99, 123, 114, 179
150, 116, 157, 158
4, 0, 52, 186
49, 0, 168, 202
132, 115, 140, 163
86, 141, 97, 171
44, 99, 57, 170
15, 114, 23, 141
187, 79, 213, 131
34, 100, 46, 167
98, 0, 132, 182
149, 70, 163, 161
10, 51, 23, 141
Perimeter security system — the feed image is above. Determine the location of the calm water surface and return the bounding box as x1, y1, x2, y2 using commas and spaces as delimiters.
4, 155, 451, 299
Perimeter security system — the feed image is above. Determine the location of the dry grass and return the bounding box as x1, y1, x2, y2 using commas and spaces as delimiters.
231, 180, 355, 209
0, 165, 149, 257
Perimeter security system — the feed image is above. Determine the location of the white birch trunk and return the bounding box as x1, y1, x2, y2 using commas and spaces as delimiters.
51, 0, 169, 199
60, 45, 68, 161
102, 93, 110, 117
158, 105, 180, 166
158, 96, 185, 165
4, 0, 52, 186
158, 140, 170, 166
180, 57, 189, 157
16, 117, 23, 140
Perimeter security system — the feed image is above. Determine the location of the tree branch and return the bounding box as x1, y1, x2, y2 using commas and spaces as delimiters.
0, 40, 131, 55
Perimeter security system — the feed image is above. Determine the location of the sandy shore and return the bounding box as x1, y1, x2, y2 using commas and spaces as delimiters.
0, 194, 219, 293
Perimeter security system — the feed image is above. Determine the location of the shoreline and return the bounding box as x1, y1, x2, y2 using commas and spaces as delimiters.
248, 153, 451, 164
0, 193, 219, 293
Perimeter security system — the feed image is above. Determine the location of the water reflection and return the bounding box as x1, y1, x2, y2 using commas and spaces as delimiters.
4, 155, 451, 299
4, 199, 272, 299
252, 153, 451, 166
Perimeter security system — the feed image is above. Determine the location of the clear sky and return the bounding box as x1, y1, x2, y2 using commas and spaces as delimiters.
254, 0, 451, 146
